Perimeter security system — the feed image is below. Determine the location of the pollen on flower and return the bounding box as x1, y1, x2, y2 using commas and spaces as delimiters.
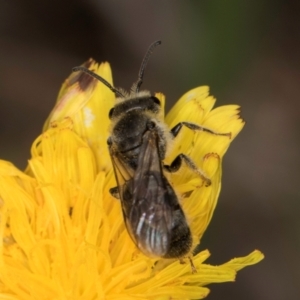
0, 61, 264, 299
83, 107, 96, 128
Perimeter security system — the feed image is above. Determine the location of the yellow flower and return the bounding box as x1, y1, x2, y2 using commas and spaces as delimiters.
0, 59, 264, 299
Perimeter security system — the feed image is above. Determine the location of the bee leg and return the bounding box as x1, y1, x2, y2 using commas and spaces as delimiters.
164, 154, 211, 186
179, 257, 197, 273
109, 186, 120, 199
170, 122, 231, 139
188, 256, 197, 273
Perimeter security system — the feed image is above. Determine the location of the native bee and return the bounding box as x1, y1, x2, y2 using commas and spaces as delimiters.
73, 41, 231, 260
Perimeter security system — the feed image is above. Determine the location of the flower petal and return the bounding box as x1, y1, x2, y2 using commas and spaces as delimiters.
0, 61, 263, 299
44, 60, 115, 171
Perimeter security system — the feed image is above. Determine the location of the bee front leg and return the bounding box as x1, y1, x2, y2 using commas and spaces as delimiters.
170, 121, 231, 138
164, 154, 211, 187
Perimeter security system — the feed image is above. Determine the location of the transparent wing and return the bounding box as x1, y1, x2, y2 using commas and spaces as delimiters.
109, 128, 180, 257
128, 129, 179, 257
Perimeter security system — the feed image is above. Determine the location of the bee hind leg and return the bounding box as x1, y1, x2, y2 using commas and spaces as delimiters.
179, 256, 197, 274
164, 154, 211, 187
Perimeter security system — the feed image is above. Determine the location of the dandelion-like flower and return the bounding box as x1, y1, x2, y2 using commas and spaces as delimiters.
0, 60, 264, 299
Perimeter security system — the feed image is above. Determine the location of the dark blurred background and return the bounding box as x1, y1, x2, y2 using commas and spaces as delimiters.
1, 1, 299, 299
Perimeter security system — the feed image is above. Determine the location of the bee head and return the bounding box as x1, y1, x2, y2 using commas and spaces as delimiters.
108, 93, 161, 119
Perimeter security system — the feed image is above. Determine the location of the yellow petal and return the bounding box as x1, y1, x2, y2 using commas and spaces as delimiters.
163, 87, 244, 246
0, 61, 263, 300
44, 60, 115, 171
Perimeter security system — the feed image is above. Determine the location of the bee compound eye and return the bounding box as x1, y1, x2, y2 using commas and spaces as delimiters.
108, 108, 115, 119
147, 121, 156, 130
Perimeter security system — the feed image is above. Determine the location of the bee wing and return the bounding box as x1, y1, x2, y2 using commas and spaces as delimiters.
127, 129, 178, 257
109, 129, 182, 257
109, 147, 134, 191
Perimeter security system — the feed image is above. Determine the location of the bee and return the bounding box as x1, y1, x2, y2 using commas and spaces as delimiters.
73, 41, 231, 262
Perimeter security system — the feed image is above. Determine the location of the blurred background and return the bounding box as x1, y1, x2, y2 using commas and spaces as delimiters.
0, 1, 299, 299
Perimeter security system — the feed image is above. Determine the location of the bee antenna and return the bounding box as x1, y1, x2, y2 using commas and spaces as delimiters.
133, 40, 162, 93
72, 66, 125, 98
